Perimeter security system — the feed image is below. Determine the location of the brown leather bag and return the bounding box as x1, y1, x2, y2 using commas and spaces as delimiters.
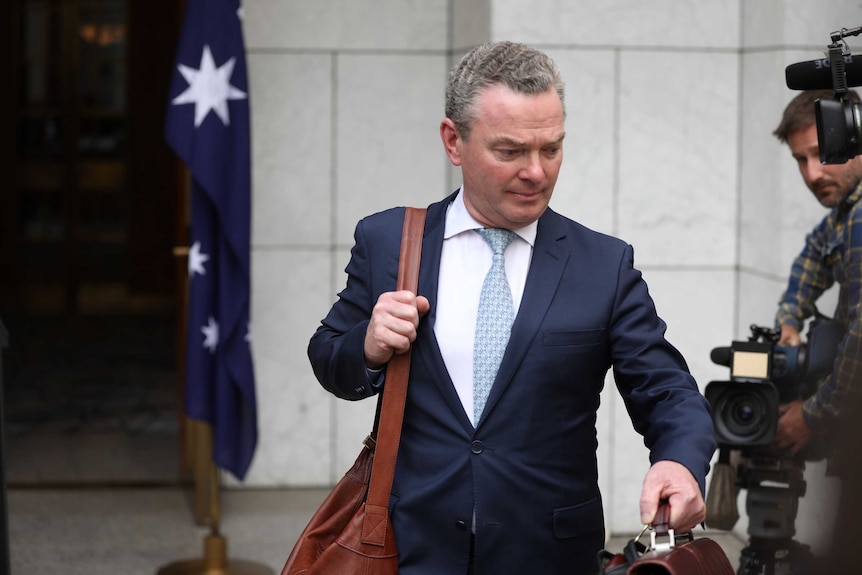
597, 502, 735, 575
627, 538, 735, 575
281, 207, 426, 575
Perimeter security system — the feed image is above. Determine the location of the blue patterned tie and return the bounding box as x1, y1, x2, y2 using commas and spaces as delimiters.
473, 228, 516, 424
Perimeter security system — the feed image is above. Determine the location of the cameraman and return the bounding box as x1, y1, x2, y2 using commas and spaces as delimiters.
771, 88, 862, 464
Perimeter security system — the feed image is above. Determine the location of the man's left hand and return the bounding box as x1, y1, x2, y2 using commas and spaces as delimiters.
640, 460, 705, 531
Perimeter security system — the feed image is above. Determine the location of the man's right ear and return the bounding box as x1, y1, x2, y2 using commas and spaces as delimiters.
439, 118, 463, 166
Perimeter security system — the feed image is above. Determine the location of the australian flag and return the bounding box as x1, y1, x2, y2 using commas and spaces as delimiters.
165, 0, 256, 480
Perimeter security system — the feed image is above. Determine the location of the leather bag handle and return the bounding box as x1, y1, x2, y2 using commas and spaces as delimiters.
648, 500, 696, 552
361, 206, 426, 546
653, 500, 672, 536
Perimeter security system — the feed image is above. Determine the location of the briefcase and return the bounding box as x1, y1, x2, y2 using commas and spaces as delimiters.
596, 503, 735, 575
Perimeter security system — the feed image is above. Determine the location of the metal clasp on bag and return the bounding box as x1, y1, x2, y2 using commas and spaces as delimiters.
649, 528, 676, 552
633, 522, 676, 553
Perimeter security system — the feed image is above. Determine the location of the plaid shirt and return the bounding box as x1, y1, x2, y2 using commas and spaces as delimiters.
776, 183, 862, 433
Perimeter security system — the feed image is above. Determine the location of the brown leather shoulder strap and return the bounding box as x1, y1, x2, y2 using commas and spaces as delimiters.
362, 207, 426, 546
396, 207, 426, 294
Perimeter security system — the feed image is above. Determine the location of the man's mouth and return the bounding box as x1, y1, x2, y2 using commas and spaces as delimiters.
510, 188, 542, 198
814, 183, 834, 197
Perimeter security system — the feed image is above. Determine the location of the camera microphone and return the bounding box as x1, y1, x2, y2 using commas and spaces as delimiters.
785, 55, 862, 90
710, 346, 733, 367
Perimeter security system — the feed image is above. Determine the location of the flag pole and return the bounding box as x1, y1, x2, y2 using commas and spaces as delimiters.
156, 420, 272, 575
158, 236, 271, 575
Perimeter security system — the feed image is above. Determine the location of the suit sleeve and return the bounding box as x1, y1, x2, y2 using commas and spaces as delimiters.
609, 245, 716, 493
307, 213, 398, 400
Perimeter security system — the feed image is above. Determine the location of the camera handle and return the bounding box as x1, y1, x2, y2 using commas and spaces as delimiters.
828, 26, 862, 95
828, 41, 848, 95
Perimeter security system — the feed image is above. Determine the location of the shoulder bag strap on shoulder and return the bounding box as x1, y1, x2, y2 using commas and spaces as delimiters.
361, 206, 426, 546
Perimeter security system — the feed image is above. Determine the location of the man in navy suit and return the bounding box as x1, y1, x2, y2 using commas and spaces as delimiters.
308, 41, 715, 574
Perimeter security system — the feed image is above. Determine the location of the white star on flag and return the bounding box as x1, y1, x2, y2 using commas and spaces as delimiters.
172, 44, 247, 127
202, 316, 219, 354
188, 240, 210, 277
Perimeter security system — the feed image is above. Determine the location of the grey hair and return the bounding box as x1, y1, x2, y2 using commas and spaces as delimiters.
445, 41, 566, 139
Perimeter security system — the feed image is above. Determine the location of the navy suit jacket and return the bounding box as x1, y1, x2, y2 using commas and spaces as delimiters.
308, 191, 716, 574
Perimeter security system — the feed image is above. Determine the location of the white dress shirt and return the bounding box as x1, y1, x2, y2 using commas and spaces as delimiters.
434, 189, 536, 426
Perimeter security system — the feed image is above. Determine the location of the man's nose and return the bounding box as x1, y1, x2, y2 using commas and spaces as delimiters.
806, 152, 828, 179
518, 153, 545, 182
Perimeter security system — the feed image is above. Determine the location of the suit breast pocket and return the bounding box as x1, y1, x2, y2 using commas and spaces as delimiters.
543, 329, 605, 348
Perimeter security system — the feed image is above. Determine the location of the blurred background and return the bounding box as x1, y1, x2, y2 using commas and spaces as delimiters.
2, 0, 860, 572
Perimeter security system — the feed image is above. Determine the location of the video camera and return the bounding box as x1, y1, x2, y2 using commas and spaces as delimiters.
704, 317, 842, 452
785, 26, 862, 163
705, 316, 842, 574
703, 317, 842, 575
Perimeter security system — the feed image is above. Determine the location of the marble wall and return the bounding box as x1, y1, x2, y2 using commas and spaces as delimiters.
239, 0, 861, 541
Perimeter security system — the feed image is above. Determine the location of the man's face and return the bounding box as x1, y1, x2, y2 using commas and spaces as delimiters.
787, 123, 862, 208
440, 84, 565, 229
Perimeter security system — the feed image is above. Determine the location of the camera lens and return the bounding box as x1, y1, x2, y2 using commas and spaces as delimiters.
815, 97, 862, 164
705, 381, 779, 447
731, 399, 756, 425
724, 392, 767, 436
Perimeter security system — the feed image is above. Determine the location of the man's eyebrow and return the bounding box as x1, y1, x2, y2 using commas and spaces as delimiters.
791, 145, 819, 158
493, 136, 525, 147
492, 133, 566, 147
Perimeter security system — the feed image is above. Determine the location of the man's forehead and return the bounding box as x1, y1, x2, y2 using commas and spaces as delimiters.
474, 86, 562, 121
787, 124, 819, 151
489, 132, 566, 146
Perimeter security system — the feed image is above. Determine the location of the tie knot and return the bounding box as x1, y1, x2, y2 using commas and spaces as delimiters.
477, 228, 516, 256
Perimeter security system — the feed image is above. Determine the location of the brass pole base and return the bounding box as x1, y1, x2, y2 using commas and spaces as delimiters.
156, 534, 274, 575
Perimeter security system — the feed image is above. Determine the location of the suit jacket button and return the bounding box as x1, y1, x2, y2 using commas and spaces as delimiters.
455, 520, 467, 531
471, 440, 483, 454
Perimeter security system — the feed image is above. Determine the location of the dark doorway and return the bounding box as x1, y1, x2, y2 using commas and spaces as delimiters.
1, 0, 184, 485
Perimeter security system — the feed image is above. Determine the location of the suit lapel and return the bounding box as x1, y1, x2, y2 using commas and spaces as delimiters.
412, 193, 476, 432
416, 195, 447, 323
478, 210, 569, 426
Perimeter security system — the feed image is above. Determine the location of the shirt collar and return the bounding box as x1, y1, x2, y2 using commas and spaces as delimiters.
443, 187, 537, 247
847, 181, 862, 207
836, 180, 862, 218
